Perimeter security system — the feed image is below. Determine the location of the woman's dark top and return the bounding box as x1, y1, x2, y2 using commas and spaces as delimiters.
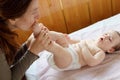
0, 44, 39, 80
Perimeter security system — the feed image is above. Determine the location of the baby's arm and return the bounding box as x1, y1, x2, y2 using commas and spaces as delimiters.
67, 38, 80, 44
49, 31, 80, 46
82, 43, 105, 66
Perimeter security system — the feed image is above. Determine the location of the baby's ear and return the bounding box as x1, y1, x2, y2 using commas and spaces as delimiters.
107, 48, 115, 53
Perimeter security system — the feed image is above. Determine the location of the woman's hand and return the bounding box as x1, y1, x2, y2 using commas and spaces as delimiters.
28, 29, 51, 55
33, 23, 49, 38
26, 23, 51, 55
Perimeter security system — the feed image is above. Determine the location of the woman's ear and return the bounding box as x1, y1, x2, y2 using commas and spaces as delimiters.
8, 19, 16, 25
107, 48, 115, 53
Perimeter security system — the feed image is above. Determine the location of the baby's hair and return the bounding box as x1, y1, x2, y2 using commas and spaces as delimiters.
113, 31, 120, 51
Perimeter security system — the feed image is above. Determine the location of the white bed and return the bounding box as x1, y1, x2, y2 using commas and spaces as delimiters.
26, 13, 120, 80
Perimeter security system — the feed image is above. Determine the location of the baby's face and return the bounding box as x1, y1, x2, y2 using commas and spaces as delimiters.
97, 30, 120, 52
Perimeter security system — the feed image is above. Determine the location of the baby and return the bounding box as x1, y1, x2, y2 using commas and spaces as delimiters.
34, 23, 120, 71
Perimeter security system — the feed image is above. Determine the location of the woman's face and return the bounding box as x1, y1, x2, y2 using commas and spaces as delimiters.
13, 0, 40, 31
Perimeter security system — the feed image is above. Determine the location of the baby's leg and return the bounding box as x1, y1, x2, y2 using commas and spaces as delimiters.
45, 41, 72, 69
48, 31, 69, 47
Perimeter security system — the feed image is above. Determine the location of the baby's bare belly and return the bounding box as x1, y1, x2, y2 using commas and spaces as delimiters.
72, 44, 86, 66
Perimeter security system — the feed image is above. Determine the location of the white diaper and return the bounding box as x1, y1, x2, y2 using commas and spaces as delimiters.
47, 45, 81, 71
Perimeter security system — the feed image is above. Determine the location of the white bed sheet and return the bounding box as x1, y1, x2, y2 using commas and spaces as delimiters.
26, 13, 120, 80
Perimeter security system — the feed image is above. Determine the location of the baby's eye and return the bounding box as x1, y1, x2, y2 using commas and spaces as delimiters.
105, 33, 107, 35
104, 33, 109, 36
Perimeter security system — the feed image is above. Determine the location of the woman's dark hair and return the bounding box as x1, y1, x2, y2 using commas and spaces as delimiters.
0, 0, 32, 65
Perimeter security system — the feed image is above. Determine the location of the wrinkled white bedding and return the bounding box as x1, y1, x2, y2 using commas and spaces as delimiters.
26, 14, 120, 80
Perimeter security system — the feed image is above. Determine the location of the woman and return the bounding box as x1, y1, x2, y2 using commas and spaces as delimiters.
0, 0, 49, 80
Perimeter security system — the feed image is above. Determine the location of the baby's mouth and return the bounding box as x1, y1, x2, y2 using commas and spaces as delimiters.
100, 37, 103, 40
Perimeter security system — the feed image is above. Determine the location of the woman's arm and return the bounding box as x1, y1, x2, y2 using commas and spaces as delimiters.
0, 45, 38, 80
0, 51, 11, 80
11, 44, 39, 80
13, 43, 28, 64
81, 42, 105, 66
